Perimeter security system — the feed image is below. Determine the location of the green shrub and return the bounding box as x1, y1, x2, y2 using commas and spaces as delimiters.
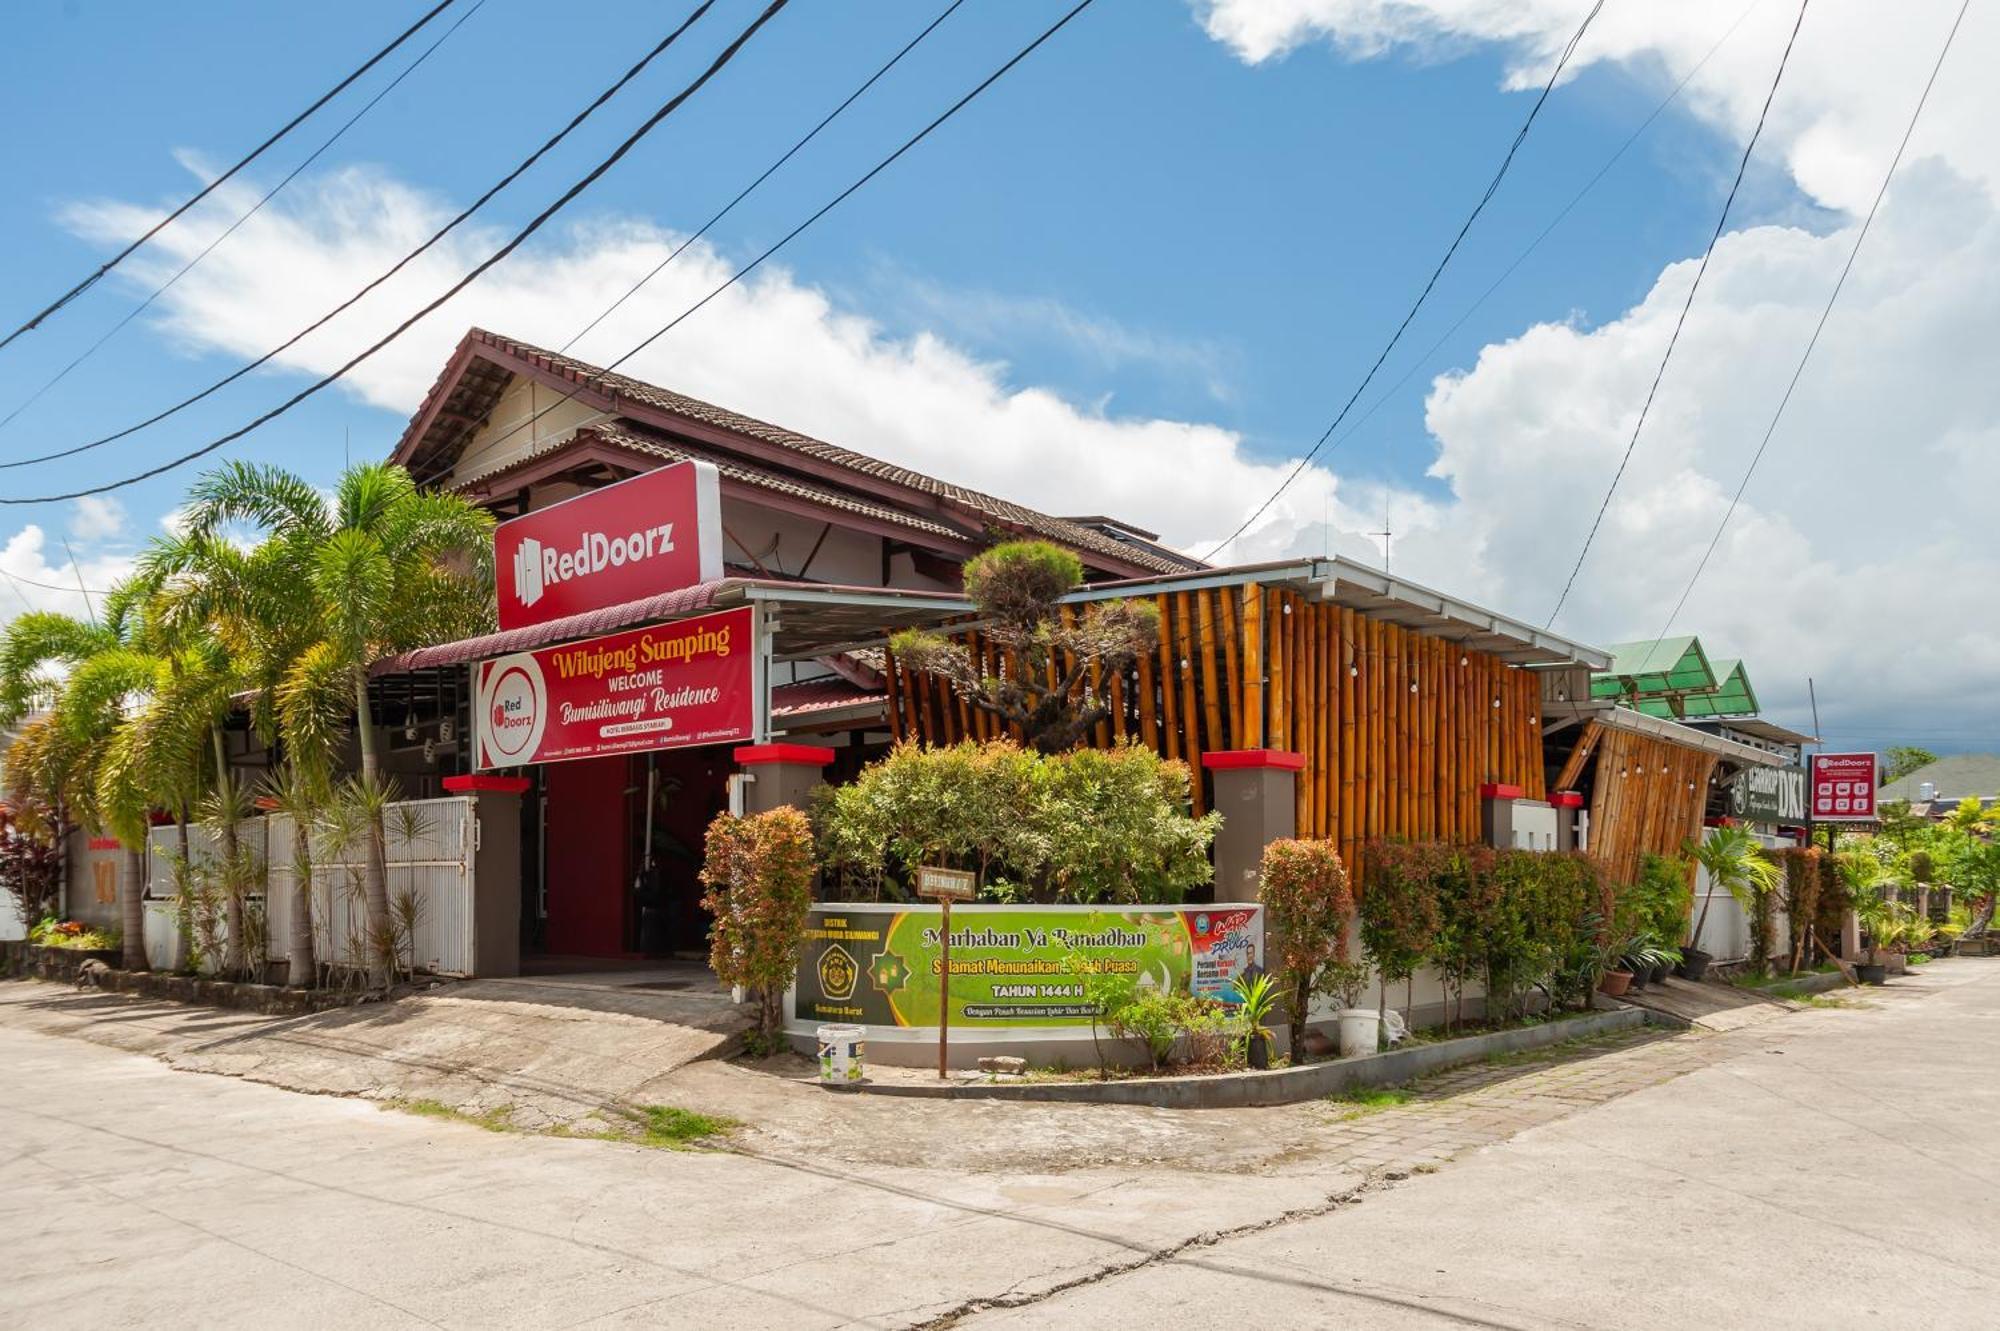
1359, 841, 1442, 1024
699, 807, 817, 1049
1256, 838, 1353, 1037
813, 740, 1219, 904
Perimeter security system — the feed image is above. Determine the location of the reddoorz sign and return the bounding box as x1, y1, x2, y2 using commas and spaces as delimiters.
494, 460, 723, 632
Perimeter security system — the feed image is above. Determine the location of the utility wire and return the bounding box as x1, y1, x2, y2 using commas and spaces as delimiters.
1197, 0, 1606, 563
1, 0, 793, 505
1289, 0, 1766, 483
0, 0, 462, 354
2, 0, 725, 473
1543, 0, 1811, 628
418, 0, 1102, 485
0, 0, 490, 437
1634, 0, 1969, 663
561, 0, 968, 357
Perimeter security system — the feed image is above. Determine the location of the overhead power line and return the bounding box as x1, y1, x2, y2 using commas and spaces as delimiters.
2, 0, 725, 474
561, 0, 969, 358
1, 0, 793, 506
0, 0, 462, 355
1633, 0, 1969, 664
1196, 0, 1607, 563
1282, 0, 1766, 486
420, 0, 1115, 485
1542, 0, 1811, 629
0, 0, 491, 437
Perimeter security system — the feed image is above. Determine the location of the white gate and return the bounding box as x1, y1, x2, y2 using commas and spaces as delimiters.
149, 796, 477, 978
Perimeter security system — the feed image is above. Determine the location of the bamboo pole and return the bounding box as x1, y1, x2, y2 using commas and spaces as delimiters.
1198, 590, 1226, 756
1220, 588, 1243, 752
1176, 593, 1206, 813
1269, 593, 1290, 758
1137, 637, 1159, 751
1156, 597, 1180, 763
1339, 610, 1357, 856
1241, 583, 1264, 749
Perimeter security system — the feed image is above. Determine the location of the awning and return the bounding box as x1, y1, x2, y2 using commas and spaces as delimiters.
1548, 700, 1786, 767
374, 578, 971, 674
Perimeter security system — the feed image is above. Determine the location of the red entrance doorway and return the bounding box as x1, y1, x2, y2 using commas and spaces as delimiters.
537, 749, 731, 959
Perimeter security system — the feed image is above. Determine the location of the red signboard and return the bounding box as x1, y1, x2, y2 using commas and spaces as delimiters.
1810, 752, 1878, 822
475, 608, 755, 768
495, 460, 723, 632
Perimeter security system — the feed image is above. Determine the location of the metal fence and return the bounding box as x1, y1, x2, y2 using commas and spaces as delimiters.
146, 795, 476, 978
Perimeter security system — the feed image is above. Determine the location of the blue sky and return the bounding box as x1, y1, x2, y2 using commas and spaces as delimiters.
0, 0, 1994, 753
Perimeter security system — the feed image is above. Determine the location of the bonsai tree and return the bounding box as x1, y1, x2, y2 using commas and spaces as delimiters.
1685, 826, 1782, 960
890, 540, 1158, 753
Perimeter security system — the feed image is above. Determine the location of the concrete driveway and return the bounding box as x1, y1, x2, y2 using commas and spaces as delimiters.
965, 962, 2000, 1329
2, 962, 1994, 1329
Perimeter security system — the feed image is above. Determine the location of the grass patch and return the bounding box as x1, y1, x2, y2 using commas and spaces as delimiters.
1799, 992, 1866, 1010
626, 1104, 738, 1150
1327, 1086, 1415, 1118
389, 1098, 738, 1149
388, 1098, 518, 1133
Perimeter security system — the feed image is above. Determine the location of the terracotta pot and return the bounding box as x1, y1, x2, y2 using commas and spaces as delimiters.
1599, 969, 1633, 997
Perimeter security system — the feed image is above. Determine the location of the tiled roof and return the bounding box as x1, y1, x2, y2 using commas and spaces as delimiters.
770, 676, 882, 718
464, 420, 972, 545
398, 328, 1202, 577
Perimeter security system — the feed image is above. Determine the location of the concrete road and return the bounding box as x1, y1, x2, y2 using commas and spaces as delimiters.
0, 1023, 1343, 1329
967, 965, 2000, 1329
5, 964, 1996, 1329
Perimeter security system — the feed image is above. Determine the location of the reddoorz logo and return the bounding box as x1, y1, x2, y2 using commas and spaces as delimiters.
512, 523, 677, 608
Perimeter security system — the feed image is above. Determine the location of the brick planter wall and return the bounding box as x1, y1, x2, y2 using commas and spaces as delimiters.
2, 941, 434, 1016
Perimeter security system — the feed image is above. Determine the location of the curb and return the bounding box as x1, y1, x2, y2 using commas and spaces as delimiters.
825, 1007, 1650, 1109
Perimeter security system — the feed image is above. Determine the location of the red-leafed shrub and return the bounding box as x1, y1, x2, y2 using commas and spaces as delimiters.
700, 807, 816, 1050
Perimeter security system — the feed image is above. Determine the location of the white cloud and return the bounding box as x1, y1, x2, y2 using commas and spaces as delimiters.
0, 525, 133, 626
66, 495, 126, 543
41, 0, 2000, 749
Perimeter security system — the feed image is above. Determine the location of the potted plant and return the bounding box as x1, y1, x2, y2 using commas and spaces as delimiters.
1854, 895, 1906, 985
1622, 942, 1658, 993
1231, 971, 1280, 1070
1939, 903, 1972, 957
1596, 928, 1635, 997
1650, 943, 1681, 987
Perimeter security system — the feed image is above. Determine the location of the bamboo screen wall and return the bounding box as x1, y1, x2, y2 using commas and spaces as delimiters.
1558, 719, 1718, 886
883, 582, 1548, 874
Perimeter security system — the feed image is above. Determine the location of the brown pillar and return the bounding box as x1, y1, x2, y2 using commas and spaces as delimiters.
442, 775, 528, 978
735, 744, 836, 814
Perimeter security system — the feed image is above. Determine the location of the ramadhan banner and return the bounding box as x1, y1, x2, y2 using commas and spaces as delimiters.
476, 607, 754, 768
794, 903, 1264, 1030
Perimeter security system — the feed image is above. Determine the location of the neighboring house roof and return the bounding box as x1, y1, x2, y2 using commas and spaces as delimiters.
1880, 754, 2000, 802
394, 328, 1200, 578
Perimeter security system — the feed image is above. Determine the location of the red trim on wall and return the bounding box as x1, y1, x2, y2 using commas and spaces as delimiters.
1550, 790, 1585, 809
1201, 749, 1307, 772
442, 775, 533, 794
86, 837, 121, 851
734, 744, 836, 767
1479, 783, 1524, 801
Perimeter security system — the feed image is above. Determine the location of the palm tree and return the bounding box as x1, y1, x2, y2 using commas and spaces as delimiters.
261, 761, 327, 988
183, 460, 493, 985
0, 609, 158, 971
1684, 824, 1783, 958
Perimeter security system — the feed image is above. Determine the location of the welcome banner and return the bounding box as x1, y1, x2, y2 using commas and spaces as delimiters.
793, 902, 1264, 1031
475, 607, 754, 767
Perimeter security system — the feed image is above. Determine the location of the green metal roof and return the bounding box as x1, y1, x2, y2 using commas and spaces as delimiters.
1591, 637, 1765, 720
1590, 637, 1716, 700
